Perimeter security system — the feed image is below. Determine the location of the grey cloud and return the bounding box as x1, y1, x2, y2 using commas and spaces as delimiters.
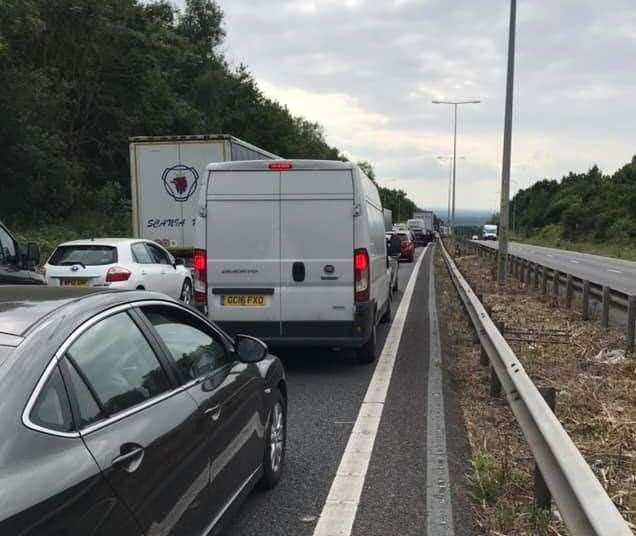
205, 0, 636, 209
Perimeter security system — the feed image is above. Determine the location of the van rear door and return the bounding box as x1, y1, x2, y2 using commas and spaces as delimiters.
280, 169, 354, 338
205, 170, 282, 337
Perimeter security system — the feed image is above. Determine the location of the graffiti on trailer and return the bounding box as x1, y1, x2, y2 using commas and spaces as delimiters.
161, 164, 199, 202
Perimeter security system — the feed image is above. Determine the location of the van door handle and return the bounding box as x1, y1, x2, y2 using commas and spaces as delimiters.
292, 262, 305, 282
204, 404, 222, 422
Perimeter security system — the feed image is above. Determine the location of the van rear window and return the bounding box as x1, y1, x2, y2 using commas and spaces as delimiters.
49, 245, 118, 266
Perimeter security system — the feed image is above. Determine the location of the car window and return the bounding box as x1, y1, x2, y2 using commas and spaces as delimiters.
66, 312, 170, 417
140, 305, 231, 381
0, 225, 17, 263
146, 244, 171, 265
131, 243, 153, 264
49, 245, 117, 266
65, 358, 104, 428
30, 366, 74, 433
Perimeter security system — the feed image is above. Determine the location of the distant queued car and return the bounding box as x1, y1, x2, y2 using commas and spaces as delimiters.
396, 231, 415, 262
45, 238, 193, 303
0, 287, 287, 535
472, 234, 479, 240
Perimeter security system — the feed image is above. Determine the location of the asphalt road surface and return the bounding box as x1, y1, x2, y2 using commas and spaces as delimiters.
221, 244, 473, 536
474, 240, 636, 294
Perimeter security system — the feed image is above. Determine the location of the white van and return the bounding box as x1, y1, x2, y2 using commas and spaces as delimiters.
193, 160, 397, 363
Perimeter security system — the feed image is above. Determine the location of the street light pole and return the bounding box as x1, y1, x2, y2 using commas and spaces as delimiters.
497, 0, 517, 288
437, 155, 465, 228
432, 99, 480, 235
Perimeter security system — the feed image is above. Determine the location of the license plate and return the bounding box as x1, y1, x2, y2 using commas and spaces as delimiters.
61, 279, 89, 287
221, 295, 266, 307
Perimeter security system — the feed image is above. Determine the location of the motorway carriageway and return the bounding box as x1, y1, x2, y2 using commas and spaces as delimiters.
222, 245, 474, 536
474, 240, 636, 295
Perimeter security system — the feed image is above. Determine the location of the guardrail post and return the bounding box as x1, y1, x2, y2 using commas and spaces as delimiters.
553, 271, 560, 300
520, 260, 527, 284
565, 274, 574, 308
533, 264, 541, 290
582, 281, 590, 321
601, 286, 610, 328
535, 387, 557, 510
541, 267, 548, 295
627, 296, 636, 353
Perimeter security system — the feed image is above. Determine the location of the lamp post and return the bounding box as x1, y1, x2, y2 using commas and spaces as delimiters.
497, 0, 517, 288
432, 100, 480, 234
437, 155, 465, 227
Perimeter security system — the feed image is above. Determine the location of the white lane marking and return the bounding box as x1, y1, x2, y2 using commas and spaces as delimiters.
570, 260, 580, 264
608, 268, 622, 274
547, 254, 555, 258
426, 249, 455, 536
312, 246, 428, 536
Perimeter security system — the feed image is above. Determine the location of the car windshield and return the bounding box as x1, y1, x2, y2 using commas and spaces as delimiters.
397, 233, 410, 241
49, 245, 117, 266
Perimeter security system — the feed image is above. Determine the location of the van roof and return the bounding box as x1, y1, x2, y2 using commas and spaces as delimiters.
206, 159, 357, 172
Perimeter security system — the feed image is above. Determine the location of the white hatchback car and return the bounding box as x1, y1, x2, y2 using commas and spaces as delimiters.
44, 238, 193, 303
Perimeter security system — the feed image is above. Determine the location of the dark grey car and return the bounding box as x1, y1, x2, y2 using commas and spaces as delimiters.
0, 221, 43, 284
0, 287, 287, 535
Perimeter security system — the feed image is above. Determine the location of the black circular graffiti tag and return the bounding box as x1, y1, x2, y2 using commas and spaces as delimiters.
161, 165, 199, 202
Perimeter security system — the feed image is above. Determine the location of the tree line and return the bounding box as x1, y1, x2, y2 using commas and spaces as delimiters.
0, 0, 417, 230
509, 156, 636, 243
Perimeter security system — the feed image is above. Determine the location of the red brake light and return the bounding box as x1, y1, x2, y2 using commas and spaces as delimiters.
354, 250, 368, 271
193, 249, 206, 271
193, 248, 207, 305
269, 162, 292, 170
106, 266, 131, 283
354, 248, 370, 302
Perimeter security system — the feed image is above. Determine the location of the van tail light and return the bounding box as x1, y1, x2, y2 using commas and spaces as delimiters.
193, 248, 207, 305
354, 248, 370, 302
106, 266, 131, 283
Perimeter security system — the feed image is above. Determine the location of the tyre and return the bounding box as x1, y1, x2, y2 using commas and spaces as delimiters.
356, 322, 377, 364
259, 390, 286, 490
179, 279, 193, 305
392, 280, 398, 293
380, 297, 392, 324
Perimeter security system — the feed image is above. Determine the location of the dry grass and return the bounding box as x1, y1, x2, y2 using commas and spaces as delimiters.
436, 244, 636, 534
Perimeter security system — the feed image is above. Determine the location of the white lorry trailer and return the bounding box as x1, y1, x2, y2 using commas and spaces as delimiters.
129, 134, 278, 253
413, 210, 434, 232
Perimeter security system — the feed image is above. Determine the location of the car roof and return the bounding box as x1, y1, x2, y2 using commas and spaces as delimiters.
0, 286, 171, 340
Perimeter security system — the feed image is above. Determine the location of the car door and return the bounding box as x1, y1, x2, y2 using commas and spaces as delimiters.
61, 309, 214, 536
138, 303, 266, 519
4, 365, 140, 536
146, 242, 179, 297
131, 242, 164, 292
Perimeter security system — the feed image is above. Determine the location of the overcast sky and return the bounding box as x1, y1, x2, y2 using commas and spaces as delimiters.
192, 0, 635, 212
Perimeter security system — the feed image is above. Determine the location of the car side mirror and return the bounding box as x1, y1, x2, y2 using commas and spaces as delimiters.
235, 334, 268, 363
174, 257, 185, 267
25, 242, 40, 269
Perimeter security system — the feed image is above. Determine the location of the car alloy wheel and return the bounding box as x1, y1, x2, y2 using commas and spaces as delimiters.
269, 401, 285, 473
180, 280, 193, 304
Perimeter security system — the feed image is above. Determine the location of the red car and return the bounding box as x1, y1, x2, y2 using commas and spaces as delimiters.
397, 231, 415, 262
